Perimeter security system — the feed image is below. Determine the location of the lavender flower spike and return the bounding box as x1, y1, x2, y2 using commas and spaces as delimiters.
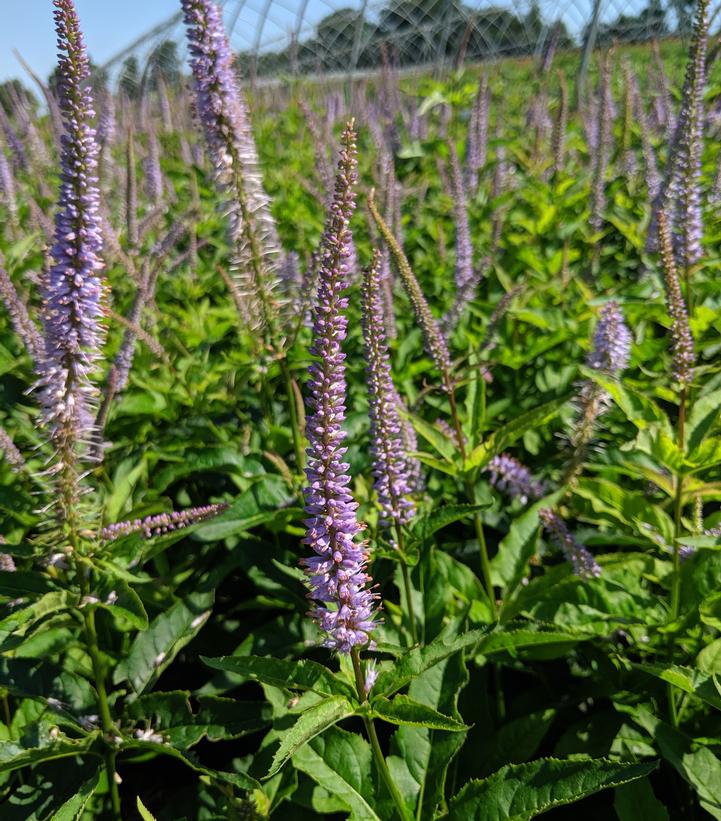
101, 503, 228, 541
488, 454, 544, 504
181, 0, 282, 342
361, 250, 416, 528
302, 122, 377, 654
39, 0, 105, 467
587, 301, 632, 375
539, 508, 601, 578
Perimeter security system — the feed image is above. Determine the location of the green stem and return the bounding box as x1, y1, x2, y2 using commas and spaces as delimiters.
668, 385, 687, 726
351, 649, 411, 821
446, 379, 497, 619
395, 524, 418, 646
80, 590, 122, 818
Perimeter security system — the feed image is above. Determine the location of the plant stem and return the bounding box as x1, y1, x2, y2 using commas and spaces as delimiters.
394, 524, 418, 645
351, 649, 411, 821
446, 379, 497, 618
75, 565, 122, 819
668, 385, 687, 726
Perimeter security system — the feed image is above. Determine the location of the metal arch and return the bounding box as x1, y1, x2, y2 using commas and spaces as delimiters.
293, 0, 312, 42
226, 0, 248, 38
101, 11, 183, 70
253, 0, 276, 54
350, 0, 371, 72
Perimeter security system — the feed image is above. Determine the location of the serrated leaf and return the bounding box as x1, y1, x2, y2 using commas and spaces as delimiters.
115, 591, 213, 694
292, 727, 381, 820
0, 732, 100, 773
125, 691, 271, 749
409, 415, 457, 462
685, 388, 721, 453
136, 797, 157, 821
375, 629, 486, 697
267, 695, 354, 777
371, 694, 467, 731
201, 655, 355, 699
407, 504, 488, 547
614, 777, 669, 821
0, 571, 56, 597
50, 768, 101, 821
94, 574, 148, 631
582, 369, 670, 434
634, 662, 721, 711
446, 757, 657, 820
492, 492, 563, 598
466, 398, 566, 471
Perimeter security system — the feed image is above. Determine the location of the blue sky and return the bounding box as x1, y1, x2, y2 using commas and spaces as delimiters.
0, 1, 181, 83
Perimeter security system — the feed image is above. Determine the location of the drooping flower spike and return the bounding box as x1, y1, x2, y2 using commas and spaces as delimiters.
101, 503, 228, 541
488, 454, 544, 505
564, 301, 632, 485
302, 121, 378, 654
539, 508, 601, 578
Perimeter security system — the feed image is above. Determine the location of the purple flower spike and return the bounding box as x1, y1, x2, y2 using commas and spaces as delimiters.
362, 250, 416, 529
302, 122, 378, 654
488, 454, 544, 504
39, 0, 105, 465
539, 508, 601, 579
587, 301, 632, 375
181, 0, 281, 339
101, 503, 228, 541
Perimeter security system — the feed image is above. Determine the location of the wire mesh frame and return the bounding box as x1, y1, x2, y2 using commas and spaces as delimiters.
102, 0, 716, 85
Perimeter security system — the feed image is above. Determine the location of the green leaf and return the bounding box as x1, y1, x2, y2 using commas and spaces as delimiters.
474, 624, 589, 660
193, 477, 294, 541
685, 388, 721, 453
492, 492, 563, 598
136, 797, 157, 821
626, 706, 721, 819
374, 629, 486, 697
292, 727, 381, 820
614, 777, 669, 821
95, 574, 148, 631
634, 662, 721, 711
125, 691, 271, 748
115, 591, 213, 694
266, 695, 354, 778
446, 757, 657, 820
582, 370, 670, 434
481, 709, 556, 776
0, 732, 100, 773
0, 657, 96, 717
49, 768, 101, 821
200, 655, 356, 699
409, 415, 457, 463
390, 649, 469, 819
0, 592, 75, 653
406, 504, 489, 549
0, 571, 55, 597
466, 398, 566, 471
371, 695, 467, 731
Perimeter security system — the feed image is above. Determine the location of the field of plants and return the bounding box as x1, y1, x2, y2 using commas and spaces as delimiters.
2, 0, 721, 817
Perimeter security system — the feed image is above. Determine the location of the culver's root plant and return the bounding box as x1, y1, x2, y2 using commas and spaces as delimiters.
4, 0, 721, 817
